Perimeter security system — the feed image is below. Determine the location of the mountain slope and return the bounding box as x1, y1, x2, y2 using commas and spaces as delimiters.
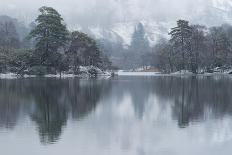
83, 21, 172, 47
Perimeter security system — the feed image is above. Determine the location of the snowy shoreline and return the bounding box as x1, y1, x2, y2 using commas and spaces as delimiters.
0, 70, 231, 79
116, 70, 232, 77
0, 66, 112, 79
0, 73, 112, 79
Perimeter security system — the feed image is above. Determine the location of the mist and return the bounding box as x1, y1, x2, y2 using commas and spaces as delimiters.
0, 0, 230, 28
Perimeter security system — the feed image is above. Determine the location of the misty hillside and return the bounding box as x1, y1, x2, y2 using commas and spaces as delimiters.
82, 21, 171, 47
0, 15, 29, 41
1, 0, 232, 48
79, 0, 232, 48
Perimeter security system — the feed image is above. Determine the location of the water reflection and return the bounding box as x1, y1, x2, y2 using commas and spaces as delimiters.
0, 76, 232, 151
150, 76, 232, 127
112, 76, 232, 127
0, 78, 112, 144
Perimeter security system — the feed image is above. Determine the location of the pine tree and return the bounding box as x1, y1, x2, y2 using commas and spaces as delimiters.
29, 6, 69, 68
130, 22, 150, 68
169, 20, 192, 70
131, 22, 149, 52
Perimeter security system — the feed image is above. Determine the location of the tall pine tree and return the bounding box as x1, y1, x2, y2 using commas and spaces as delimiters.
169, 20, 192, 70
29, 6, 69, 68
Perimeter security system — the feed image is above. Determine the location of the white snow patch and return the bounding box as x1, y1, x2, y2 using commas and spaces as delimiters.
0, 73, 37, 79
116, 71, 160, 76
171, 70, 194, 75
0, 73, 18, 79
0, 66, 111, 79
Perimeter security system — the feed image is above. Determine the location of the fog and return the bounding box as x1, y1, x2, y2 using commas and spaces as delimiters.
0, 0, 231, 28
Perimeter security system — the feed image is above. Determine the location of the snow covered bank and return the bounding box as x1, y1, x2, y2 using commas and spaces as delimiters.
0, 73, 37, 79
0, 73, 18, 79
0, 66, 112, 79
116, 71, 161, 76
115, 69, 232, 77
171, 70, 194, 75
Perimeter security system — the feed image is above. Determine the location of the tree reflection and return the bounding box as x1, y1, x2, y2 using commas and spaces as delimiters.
29, 79, 69, 144
0, 78, 112, 145
29, 79, 112, 144
152, 76, 232, 128
0, 76, 232, 143
0, 79, 32, 129
111, 76, 232, 128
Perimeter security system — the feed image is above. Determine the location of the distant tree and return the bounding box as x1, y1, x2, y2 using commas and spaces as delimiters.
207, 26, 231, 68
131, 22, 149, 52
0, 21, 20, 49
0, 20, 20, 72
29, 6, 69, 69
130, 22, 150, 68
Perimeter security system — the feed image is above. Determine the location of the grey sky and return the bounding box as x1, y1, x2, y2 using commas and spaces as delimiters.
0, 0, 231, 28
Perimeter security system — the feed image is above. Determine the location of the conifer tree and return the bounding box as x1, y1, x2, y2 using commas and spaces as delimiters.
29, 6, 69, 67
169, 20, 192, 70
131, 22, 149, 53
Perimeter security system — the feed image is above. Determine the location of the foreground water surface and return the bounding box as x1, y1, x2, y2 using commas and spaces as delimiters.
0, 76, 232, 155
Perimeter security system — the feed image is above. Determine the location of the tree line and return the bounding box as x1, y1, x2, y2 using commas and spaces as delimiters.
0, 6, 111, 76
152, 20, 232, 73
104, 22, 151, 69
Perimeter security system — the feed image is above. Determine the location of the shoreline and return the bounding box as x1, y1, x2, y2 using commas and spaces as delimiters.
115, 71, 232, 77
0, 71, 231, 79
0, 72, 112, 79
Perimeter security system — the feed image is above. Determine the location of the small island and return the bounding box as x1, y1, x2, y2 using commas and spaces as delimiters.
0, 6, 112, 79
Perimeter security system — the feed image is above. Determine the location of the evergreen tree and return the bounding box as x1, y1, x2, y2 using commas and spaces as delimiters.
29, 6, 69, 68
130, 22, 150, 68
131, 22, 149, 52
169, 20, 192, 70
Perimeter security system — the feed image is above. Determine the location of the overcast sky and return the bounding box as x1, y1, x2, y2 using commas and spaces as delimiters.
0, 0, 231, 28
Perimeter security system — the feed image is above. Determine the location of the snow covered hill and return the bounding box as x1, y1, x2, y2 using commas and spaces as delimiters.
76, 0, 232, 47
79, 21, 173, 47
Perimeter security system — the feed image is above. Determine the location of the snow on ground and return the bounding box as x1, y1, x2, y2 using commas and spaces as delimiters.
0, 73, 18, 79
0, 66, 111, 79
116, 69, 232, 77
0, 73, 37, 79
44, 74, 82, 78
171, 70, 194, 75
116, 71, 160, 76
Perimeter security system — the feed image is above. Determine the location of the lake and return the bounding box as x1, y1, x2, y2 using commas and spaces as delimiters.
0, 75, 232, 155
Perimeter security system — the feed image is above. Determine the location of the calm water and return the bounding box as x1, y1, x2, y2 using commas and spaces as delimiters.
0, 76, 232, 155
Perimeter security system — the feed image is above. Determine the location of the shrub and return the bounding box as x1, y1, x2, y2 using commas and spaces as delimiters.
28, 66, 47, 76
88, 68, 98, 77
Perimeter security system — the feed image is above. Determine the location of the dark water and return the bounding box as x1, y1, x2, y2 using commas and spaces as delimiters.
0, 76, 232, 155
